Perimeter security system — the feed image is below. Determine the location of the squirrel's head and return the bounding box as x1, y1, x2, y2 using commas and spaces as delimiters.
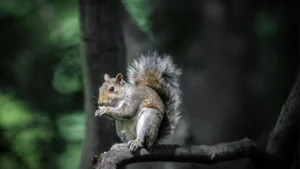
98, 73, 126, 107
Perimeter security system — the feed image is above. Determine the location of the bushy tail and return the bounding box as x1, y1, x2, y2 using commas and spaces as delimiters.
127, 52, 182, 141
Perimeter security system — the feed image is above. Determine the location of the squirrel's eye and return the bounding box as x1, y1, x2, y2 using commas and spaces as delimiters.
109, 86, 115, 92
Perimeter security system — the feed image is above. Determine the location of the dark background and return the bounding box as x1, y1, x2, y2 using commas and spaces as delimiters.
0, 0, 298, 169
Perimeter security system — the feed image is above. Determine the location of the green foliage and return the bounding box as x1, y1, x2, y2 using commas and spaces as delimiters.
57, 143, 82, 169
48, 4, 79, 47
48, 1, 82, 94
52, 48, 83, 94
13, 127, 53, 169
0, 94, 33, 128
57, 113, 85, 169
3, 1, 83, 169
57, 112, 85, 141
0, 156, 18, 169
0, 93, 54, 169
0, 0, 32, 17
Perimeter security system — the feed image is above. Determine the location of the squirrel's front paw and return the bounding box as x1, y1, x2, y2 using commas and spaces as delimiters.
95, 106, 109, 117
127, 140, 143, 153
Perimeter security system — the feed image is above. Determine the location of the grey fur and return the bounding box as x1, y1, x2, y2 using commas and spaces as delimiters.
127, 52, 182, 141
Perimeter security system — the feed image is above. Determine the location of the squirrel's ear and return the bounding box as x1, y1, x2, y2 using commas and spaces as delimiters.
104, 74, 110, 81
115, 73, 124, 86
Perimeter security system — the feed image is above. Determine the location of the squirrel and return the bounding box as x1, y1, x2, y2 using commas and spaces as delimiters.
95, 52, 182, 152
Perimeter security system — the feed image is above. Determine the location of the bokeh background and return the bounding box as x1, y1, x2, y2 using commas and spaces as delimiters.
0, 0, 298, 169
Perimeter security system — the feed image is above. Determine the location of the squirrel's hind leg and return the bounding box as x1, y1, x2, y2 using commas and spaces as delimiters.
127, 108, 163, 152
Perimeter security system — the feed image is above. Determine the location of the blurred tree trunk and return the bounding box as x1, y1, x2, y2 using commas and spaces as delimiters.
77, 0, 126, 169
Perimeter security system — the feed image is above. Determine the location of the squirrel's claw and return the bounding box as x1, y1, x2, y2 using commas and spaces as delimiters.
127, 140, 143, 153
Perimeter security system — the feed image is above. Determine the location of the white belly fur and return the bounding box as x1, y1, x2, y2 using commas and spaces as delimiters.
115, 120, 136, 142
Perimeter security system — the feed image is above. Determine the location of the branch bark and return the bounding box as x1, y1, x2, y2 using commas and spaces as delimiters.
266, 75, 300, 167
93, 138, 257, 169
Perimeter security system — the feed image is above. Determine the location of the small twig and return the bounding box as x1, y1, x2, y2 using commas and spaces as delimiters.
93, 138, 257, 169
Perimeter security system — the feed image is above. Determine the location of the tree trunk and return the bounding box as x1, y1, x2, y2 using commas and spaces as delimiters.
77, 0, 126, 169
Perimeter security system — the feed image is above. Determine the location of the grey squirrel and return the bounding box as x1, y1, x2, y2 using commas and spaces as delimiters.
95, 52, 182, 152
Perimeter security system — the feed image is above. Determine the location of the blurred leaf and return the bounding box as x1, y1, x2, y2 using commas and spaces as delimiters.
0, 93, 33, 129
57, 112, 85, 141
48, 14, 79, 47
57, 143, 82, 169
12, 127, 53, 169
0, 156, 18, 169
48, 2, 79, 47
0, 0, 32, 17
52, 49, 83, 94
52, 70, 82, 94
0, 92, 54, 169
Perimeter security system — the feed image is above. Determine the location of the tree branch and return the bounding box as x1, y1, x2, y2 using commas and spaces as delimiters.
266, 75, 300, 166
93, 138, 257, 169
